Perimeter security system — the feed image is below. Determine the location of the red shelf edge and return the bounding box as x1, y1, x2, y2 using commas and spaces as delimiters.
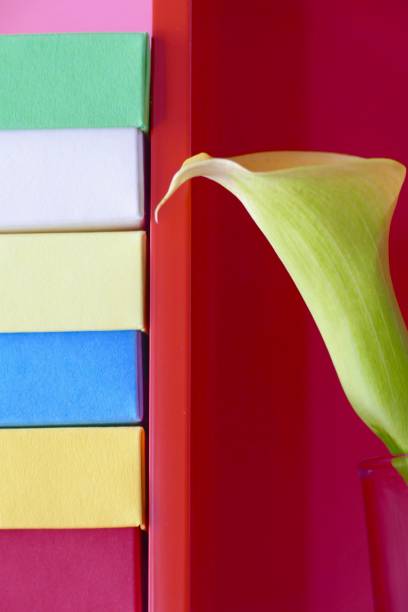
149, 1, 192, 611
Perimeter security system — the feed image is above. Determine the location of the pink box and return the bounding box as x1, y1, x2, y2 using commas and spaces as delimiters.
0, 528, 143, 611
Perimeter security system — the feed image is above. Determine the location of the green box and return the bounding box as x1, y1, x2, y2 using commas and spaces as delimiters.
0, 32, 150, 132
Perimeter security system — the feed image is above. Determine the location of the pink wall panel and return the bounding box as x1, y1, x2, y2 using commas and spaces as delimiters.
1, 0, 151, 35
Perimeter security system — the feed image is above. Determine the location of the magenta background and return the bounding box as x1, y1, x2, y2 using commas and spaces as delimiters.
190, 1, 408, 611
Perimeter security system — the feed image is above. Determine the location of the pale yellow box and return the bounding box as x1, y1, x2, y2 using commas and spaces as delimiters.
0, 231, 146, 332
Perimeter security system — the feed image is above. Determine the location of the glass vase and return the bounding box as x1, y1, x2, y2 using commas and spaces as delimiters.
360, 455, 408, 611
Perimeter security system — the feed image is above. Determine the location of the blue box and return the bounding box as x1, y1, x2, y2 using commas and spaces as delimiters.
0, 330, 144, 426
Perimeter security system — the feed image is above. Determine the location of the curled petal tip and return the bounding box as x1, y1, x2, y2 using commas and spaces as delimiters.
154, 179, 179, 223
154, 196, 168, 223
154, 153, 213, 223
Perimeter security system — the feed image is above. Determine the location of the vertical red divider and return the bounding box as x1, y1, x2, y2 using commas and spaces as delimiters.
149, 1, 192, 611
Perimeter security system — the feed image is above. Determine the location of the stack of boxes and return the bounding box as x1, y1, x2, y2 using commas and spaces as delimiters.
0, 33, 149, 611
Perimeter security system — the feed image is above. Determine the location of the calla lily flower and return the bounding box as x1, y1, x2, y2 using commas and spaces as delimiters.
156, 151, 408, 455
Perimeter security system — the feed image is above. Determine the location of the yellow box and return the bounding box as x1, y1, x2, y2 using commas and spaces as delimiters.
0, 427, 145, 528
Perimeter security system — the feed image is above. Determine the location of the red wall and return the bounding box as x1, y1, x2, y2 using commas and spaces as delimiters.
190, 1, 408, 610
